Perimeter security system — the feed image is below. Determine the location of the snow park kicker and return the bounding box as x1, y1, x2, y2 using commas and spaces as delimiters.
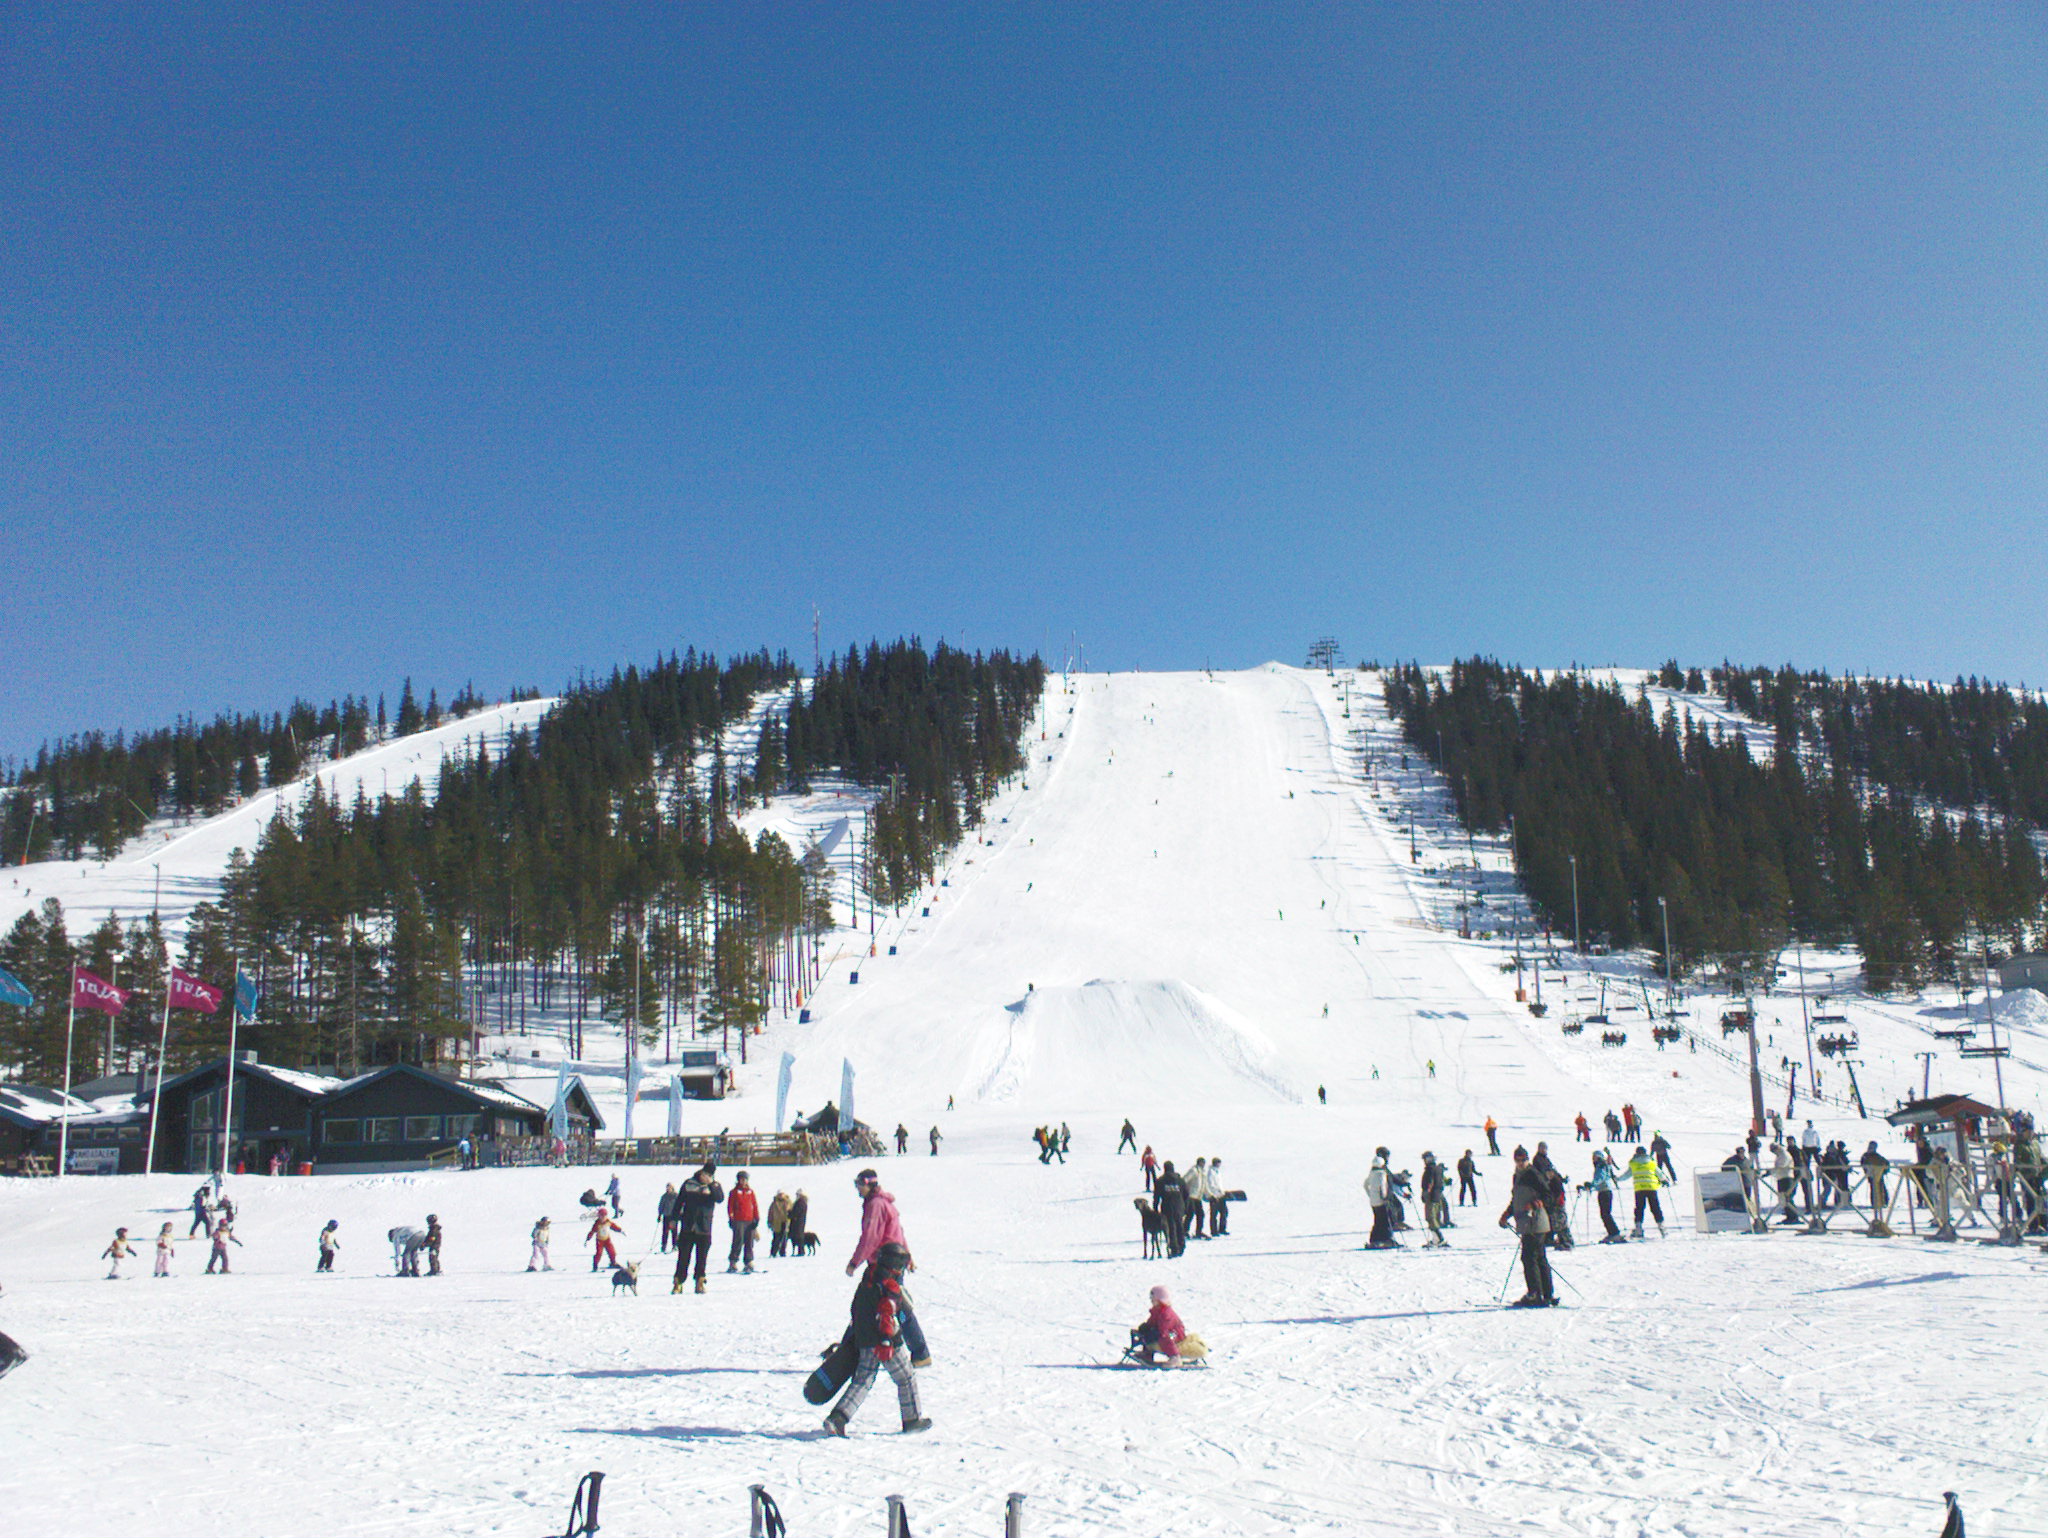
2, 667, 2044, 1537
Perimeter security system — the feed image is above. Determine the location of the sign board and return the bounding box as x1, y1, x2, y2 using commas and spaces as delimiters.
66, 1147, 120, 1176
1693, 1169, 1754, 1233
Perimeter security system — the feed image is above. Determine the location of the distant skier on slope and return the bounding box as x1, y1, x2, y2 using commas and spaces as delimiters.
1118, 1119, 1137, 1154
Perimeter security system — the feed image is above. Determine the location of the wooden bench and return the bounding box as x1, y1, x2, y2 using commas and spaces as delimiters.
15, 1154, 54, 1178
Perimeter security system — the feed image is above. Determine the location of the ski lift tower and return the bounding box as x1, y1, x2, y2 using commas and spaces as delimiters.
1305, 637, 1341, 674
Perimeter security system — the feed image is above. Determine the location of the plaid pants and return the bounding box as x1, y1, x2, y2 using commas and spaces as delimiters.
833, 1346, 920, 1425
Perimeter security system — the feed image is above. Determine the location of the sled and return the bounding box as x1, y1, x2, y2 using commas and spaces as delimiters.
1117, 1329, 1210, 1367
803, 1327, 857, 1405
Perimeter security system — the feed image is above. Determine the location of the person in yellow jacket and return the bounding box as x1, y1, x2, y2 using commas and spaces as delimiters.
1627, 1146, 1666, 1237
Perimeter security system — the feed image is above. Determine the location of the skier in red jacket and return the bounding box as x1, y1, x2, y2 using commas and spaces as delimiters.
726, 1171, 761, 1273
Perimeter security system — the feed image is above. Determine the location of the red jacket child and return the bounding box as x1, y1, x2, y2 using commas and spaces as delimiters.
1137, 1285, 1186, 1362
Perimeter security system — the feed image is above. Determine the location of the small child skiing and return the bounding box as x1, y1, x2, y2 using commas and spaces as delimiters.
103, 1227, 135, 1280
528, 1217, 552, 1272
207, 1218, 242, 1274
424, 1215, 443, 1276
317, 1220, 340, 1272
823, 1242, 929, 1437
154, 1223, 176, 1278
1131, 1284, 1186, 1365
586, 1207, 621, 1271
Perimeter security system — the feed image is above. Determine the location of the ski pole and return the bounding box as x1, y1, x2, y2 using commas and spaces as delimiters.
1497, 1244, 1520, 1302
1549, 1262, 1583, 1301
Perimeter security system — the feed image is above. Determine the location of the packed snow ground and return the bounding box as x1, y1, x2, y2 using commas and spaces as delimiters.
4, 668, 2047, 1537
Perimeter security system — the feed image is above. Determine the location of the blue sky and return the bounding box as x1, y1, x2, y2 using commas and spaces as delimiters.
4, 6, 2043, 754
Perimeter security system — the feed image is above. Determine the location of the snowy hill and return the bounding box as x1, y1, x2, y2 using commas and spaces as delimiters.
2, 668, 2044, 1538
0, 699, 557, 942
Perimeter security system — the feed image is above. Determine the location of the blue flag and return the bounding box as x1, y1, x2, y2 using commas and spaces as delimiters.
0, 965, 31, 1009
234, 974, 260, 1020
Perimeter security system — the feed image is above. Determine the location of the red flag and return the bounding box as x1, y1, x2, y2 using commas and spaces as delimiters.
72, 968, 130, 1015
168, 968, 222, 1014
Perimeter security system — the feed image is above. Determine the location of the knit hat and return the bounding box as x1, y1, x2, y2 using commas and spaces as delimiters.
1149, 1284, 1170, 1304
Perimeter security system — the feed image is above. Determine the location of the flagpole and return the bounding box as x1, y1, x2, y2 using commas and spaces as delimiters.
145, 946, 173, 1179
59, 967, 78, 1180
219, 960, 241, 1180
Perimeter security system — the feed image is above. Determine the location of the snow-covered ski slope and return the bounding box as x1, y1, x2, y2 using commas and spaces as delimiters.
3, 668, 2046, 1538
0, 699, 557, 942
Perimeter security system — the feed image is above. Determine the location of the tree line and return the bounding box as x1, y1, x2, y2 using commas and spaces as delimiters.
2, 640, 1044, 1086
1, 678, 503, 863
1382, 660, 2045, 994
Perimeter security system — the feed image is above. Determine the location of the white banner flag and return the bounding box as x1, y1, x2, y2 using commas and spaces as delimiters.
775, 1052, 796, 1131
838, 1059, 856, 1132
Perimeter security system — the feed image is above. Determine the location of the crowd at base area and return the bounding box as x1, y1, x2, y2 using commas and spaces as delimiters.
1132, 1132, 1239, 1260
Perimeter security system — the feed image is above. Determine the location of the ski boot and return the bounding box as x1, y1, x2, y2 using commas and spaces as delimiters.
901, 1417, 933, 1434
695, 1276, 707, 1294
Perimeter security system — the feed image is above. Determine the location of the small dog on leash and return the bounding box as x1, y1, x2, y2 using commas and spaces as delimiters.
792, 1231, 821, 1257
609, 1261, 640, 1296
1134, 1198, 1165, 1258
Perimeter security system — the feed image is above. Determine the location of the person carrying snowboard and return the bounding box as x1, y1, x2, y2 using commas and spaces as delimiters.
317, 1220, 340, 1273
822, 1242, 928, 1437
1131, 1283, 1188, 1365
1207, 1156, 1231, 1236
1499, 1147, 1557, 1307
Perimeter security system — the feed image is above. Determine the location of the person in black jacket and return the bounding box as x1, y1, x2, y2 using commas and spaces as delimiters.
1531, 1142, 1573, 1249
672, 1163, 724, 1294
823, 1242, 929, 1436
788, 1189, 811, 1253
1456, 1149, 1479, 1206
1499, 1148, 1557, 1306
1153, 1162, 1189, 1258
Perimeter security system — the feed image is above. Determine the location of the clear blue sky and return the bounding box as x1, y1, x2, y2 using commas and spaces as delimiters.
4, 6, 2044, 755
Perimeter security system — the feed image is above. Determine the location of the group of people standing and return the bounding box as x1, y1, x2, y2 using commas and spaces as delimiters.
1138, 1139, 1233, 1258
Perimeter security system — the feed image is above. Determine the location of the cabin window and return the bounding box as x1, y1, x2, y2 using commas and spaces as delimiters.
366, 1117, 401, 1144
445, 1114, 480, 1138
404, 1115, 441, 1142
323, 1119, 359, 1144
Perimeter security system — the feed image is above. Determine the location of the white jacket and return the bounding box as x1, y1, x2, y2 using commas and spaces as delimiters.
1187, 1163, 1216, 1200
1364, 1162, 1390, 1205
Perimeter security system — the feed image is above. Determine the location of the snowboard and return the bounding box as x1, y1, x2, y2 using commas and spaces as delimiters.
803, 1328, 856, 1405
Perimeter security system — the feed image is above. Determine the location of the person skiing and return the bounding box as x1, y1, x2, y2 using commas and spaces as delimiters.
1590, 1150, 1623, 1242
1153, 1161, 1189, 1258
1118, 1119, 1137, 1154
927, 1125, 942, 1156
1627, 1146, 1666, 1237
822, 1242, 928, 1437
1650, 1129, 1676, 1183
1419, 1152, 1449, 1247
188, 1187, 213, 1239
727, 1171, 761, 1273
206, 1218, 241, 1274
652, 1183, 676, 1253
527, 1217, 552, 1271
424, 1214, 443, 1276
767, 1190, 793, 1258
153, 1223, 176, 1278
1573, 1113, 1591, 1143
674, 1163, 723, 1294
1484, 1116, 1500, 1156
317, 1219, 340, 1273
587, 1206, 623, 1272
1317, 1085, 1327, 1104
1140, 1145, 1158, 1192
1364, 1149, 1399, 1249
1131, 1283, 1188, 1366
1500, 1147, 1557, 1307
895, 1124, 909, 1155
1456, 1149, 1479, 1206
1207, 1157, 1231, 1236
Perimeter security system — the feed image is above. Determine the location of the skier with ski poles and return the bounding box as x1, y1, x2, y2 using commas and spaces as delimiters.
1627, 1146, 1667, 1237
1499, 1147, 1557, 1307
